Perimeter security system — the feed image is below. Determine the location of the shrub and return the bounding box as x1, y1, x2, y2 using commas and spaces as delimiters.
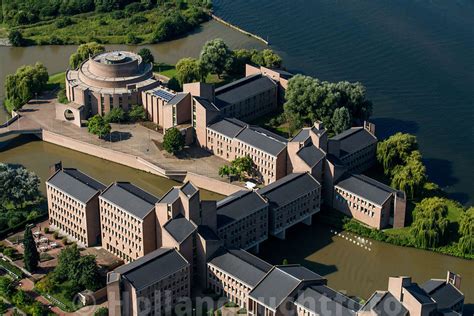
128, 105, 146, 122
53, 231, 59, 239
55, 17, 73, 28
163, 127, 185, 155
44, 227, 49, 234
130, 14, 148, 25
62, 237, 69, 245
58, 89, 69, 104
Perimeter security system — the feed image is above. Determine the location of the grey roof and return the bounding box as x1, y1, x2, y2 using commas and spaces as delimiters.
47, 168, 106, 203
258, 173, 320, 209
194, 96, 220, 112
249, 267, 301, 310
167, 92, 188, 105
164, 214, 196, 243
235, 126, 287, 156
296, 285, 360, 316
101, 182, 159, 219
271, 68, 294, 80
181, 181, 198, 197
115, 248, 188, 291
292, 129, 311, 142
208, 118, 245, 138
159, 187, 180, 204
217, 190, 268, 228
336, 174, 395, 206
215, 74, 276, 108
331, 127, 377, 157
197, 225, 220, 241
209, 249, 272, 287
421, 281, 464, 310
405, 284, 434, 305
249, 265, 323, 310
297, 145, 325, 167
360, 291, 408, 316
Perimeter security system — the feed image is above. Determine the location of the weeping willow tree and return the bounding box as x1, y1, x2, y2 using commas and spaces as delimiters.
391, 151, 427, 199
458, 207, 473, 255
4, 62, 49, 113
376, 133, 418, 176
410, 197, 449, 248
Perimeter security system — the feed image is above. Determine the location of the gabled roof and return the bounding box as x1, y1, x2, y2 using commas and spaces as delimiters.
421, 280, 464, 310
167, 92, 188, 105
194, 96, 220, 112
335, 174, 395, 206
331, 127, 377, 157
209, 249, 272, 288
181, 181, 198, 197
360, 291, 408, 316
100, 182, 159, 219
405, 284, 435, 305
215, 74, 276, 108
258, 173, 320, 209
295, 285, 361, 316
208, 118, 246, 139
114, 248, 188, 291
47, 168, 106, 203
235, 126, 287, 156
217, 190, 268, 228
297, 144, 325, 167
159, 187, 180, 204
249, 265, 324, 310
163, 214, 196, 243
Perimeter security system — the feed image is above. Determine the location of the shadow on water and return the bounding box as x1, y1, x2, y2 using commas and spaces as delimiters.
258, 222, 338, 277
371, 117, 419, 139
424, 158, 470, 204
463, 304, 474, 316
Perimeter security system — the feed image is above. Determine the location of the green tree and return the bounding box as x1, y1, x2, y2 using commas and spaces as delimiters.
283, 75, 372, 134
0, 276, 15, 297
163, 127, 185, 155
231, 156, 254, 180
87, 115, 111, 138
138, 48, 154, 64
8, 30, 25, 46
458, 207, 473, 255
252, 49, 282, 68
23, 226, 40, 272
104, 107, 125, 123
391, 151, 427, 199
175, 57, 201, 84
76, 255, 101, 290
94, 307, 109, 316
128, 105, 146, 122
377, 133, 419, 176
4, 62, 49, 113
54, 244, 81, 282
69, 42, 105, 69
0, 163, 40, 207
167, 77, 182, 92
410, 197, 449, 249
331, 107, 351, 135
200, 38, 233, 78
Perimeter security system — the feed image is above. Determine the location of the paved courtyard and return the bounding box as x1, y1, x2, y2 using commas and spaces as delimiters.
8, 94, 229, 180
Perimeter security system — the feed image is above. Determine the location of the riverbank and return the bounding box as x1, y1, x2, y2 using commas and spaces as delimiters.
210, 13, 269, 45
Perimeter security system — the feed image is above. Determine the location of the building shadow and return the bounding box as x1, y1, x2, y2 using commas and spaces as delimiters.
107, 131, 132, 143
370, 117, 419, 139
423, 158, 470, 204
257, 221, 338, 277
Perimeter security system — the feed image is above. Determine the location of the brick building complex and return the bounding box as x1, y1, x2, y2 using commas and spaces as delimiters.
46, 167, 106, 247
100, 182, 159, 263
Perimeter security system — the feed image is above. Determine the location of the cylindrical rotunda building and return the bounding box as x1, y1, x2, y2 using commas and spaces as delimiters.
65, 51, 160, 117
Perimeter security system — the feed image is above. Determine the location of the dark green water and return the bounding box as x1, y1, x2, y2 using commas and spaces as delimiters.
214, 0, 474, 205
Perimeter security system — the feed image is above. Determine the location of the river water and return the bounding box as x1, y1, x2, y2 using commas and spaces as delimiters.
213, 0, 474, 206
0, 13, 473, 309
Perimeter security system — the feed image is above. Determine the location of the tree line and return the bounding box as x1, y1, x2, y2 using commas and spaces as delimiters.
172, 38, 282, 89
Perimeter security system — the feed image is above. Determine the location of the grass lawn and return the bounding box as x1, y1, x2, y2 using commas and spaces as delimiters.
154, 63, 177, 79
46, 72, 66, 91
249, 109, 292, 138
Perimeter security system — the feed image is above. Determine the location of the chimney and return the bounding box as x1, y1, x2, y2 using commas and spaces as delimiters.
447, 271, 462, 290
49, 161, 62, 176
314, 121, 324, 130
388, 276, 412, 301
364, 121, 376, 136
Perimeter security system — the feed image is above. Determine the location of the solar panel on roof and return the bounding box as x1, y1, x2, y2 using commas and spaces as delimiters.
153, 89, 175, 102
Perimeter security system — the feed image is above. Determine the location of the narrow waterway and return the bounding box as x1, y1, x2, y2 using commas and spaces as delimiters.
259, 222, 474, 308
0, 135, 223, 200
